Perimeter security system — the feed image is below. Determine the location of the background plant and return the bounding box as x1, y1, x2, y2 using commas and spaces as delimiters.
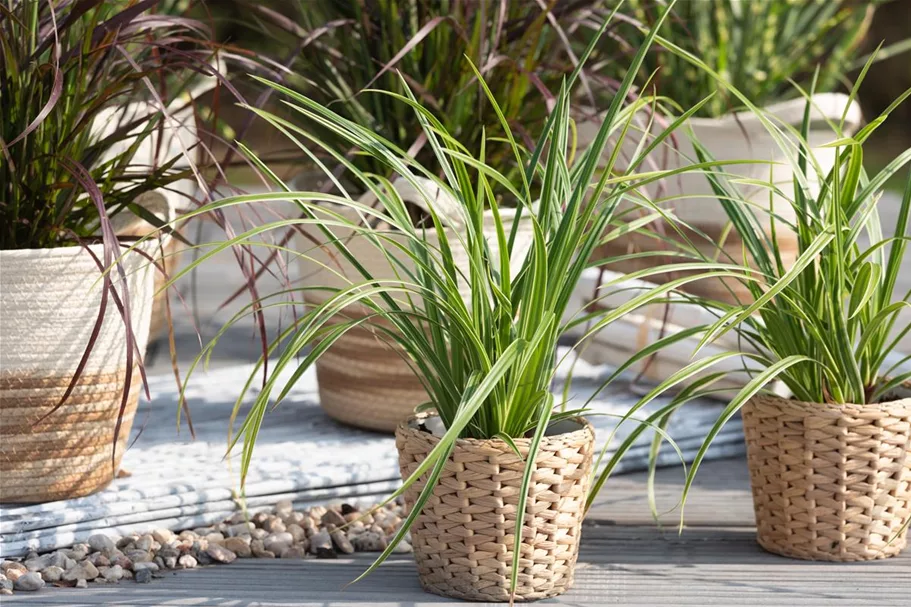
0, 0, 223, 250
592, 0, 875, 117
245, 0, 597, 183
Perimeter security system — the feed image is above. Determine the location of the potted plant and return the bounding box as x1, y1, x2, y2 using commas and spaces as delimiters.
615, 73, 911, 561
584, 0, 874, 304
178, 5, 740, 598
706, 95, 911, 560
237, 0, 598, 432
0, 1, 220, 503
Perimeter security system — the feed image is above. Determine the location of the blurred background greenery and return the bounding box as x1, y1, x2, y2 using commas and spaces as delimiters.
174, 0, 911, 190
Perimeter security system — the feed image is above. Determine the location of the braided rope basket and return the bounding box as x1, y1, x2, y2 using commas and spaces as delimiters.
742, 392, 911, 561
395, 415, 595, 602
0, 244, 155, 503
312, 315, 429, 432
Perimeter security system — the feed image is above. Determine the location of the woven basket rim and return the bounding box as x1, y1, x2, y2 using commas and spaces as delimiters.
397, 412, 594, 449
751, 386, 911, 415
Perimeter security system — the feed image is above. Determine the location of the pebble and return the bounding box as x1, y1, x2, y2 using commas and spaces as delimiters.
88, 534, 116, 554
321, 509, 346, 528
152, 529, 174, 545
287, 524, 307, 543
41, 566, 64, 582
309, 530, 335, 559
63, 561, 99, 582
14, 572, 45, 592
2, 562, 27, 581
351, 531, 387, 552
250, 539, 275, 559
263, 532, 293, 555
224, 538, 252, 558
329, 528, 354, 554
86, 552, 110, 568
126, 550, 153, 563
26, 551, 67, 572
1, 589, 12, 596
117, 536, 135, 549
391, 540, 414, 554
134, 568, 152, 584
102, 565, 124, 582
205, 544, 236, 564
134, 535, 154, 552
226, 522, 254, 537
10, 500, 408, 593
283, 511, 306, 526
262, 518, 286, 534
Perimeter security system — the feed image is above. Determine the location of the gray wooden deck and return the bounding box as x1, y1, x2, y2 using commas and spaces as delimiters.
7, 457, 909, 606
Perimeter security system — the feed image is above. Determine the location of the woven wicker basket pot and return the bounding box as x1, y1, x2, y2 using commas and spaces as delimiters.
742, 392, 911, 561
395, 415, 595, 602
579, 93, 862, 305
0, 243, 155, 503
300, 178, 533, 433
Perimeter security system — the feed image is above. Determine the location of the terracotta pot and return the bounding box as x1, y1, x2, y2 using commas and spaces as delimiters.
0, 243, 155, 503
395, 414, 595, 601
742, 391, 911, 561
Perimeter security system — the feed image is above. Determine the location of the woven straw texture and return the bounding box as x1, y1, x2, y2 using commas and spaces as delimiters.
395, 415, 595, 602
742, 393, 911, 561
0, 244, 154, 503
300, 178, 532, 433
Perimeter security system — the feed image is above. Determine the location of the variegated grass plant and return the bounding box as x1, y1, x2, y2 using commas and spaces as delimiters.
581, 45, 911, 523
158, 2, 789, 592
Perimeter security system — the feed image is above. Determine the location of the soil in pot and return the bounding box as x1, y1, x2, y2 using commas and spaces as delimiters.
395, 414, 595, 602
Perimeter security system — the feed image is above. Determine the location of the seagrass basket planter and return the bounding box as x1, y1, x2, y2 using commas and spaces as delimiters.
742, 392, 911, 561
0, 243, 155, 503
395, 414, 595, 602
300, 178, 533, 433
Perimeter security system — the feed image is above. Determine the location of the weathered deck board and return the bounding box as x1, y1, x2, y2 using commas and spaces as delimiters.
7, 458, 909, 606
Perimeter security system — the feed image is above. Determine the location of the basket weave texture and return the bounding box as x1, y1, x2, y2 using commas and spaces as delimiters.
395, 415, 594, 602
0, 244, 154, 503
742, 394, 911, 561
314, 317, 428, 432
